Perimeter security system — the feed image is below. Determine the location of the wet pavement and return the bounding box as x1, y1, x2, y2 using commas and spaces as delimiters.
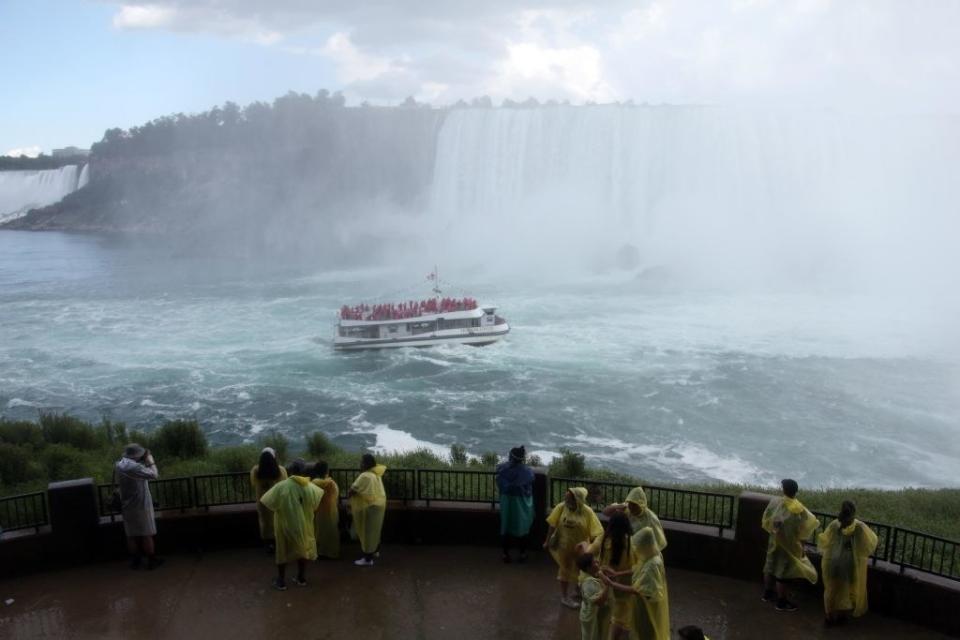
0, 545, 952, 640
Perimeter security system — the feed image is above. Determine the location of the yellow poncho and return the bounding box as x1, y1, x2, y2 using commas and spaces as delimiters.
578, 572, 610, 640
818, 519, 878, 617
350, 465, 387, 554
761, 496, 820, 584
259, 476, 323, 564
250, 465, 287, 541
623, 487, 667, 551
632, 551, 670, 640
588, 532, 638, 628
546, 488, 604, 582
312, 476, 341, 559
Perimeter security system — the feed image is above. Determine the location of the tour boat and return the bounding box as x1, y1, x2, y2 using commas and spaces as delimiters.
333, 270, 509, 351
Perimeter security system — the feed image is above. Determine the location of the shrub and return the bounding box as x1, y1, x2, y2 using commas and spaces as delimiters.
39, 413, 100, 450
0, 442, 33, 485
480, 451, 499, 467
210, 445, 259, 473
259, 432, 289, 464
42, 444, 98, 481
449, 444, 468, 466
0, 420, 44, 448
527, 454, 544, 467
151, 419, 208, 460
306, 432, 336, 458
97, 419, 128, 445
386, 447, 447, 469
550, 448, 586, 478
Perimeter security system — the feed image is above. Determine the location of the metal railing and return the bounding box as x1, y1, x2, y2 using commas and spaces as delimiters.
97, 477, 195, 518
418, 469, 498, 506
0, 491, 48, 535
194, 472, 253, 508
549, 477, 736, 534
328, 468, 417, 504
807, 511, 893, 564
891, 527, 960, 581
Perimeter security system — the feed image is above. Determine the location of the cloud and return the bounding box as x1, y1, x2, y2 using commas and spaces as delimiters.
102, 1, 960, 110
4, 146, 42, 158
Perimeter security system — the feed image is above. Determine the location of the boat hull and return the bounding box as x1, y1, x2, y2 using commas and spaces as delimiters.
334, 325, 509, 351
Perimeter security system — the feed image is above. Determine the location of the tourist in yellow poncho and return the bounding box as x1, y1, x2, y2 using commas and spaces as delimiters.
605, 526, 671, 640
603, 486, 667, 551
817, 500, 878, 625
544, 487, 603, 608
310, 460, 341, 559
259, 464, 324, 591
576, 552, 610, 640
761, 478, 820, 612
348, 453, 386, 567
250, 447, 287, 552
588, 512, 638, 639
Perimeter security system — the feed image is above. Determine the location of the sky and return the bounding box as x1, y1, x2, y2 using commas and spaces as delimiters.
2, 0, 959, 155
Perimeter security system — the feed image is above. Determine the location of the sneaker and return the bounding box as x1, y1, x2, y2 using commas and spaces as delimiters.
272, 579, 287, 591
291, 577, 307, 587
761, 590, 776, 603
354, 558, 375, 567
775, 600, 798, 613
561, 597, 579, 609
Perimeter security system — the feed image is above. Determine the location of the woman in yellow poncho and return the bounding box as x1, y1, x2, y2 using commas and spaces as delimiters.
543, 487, 603, 608
761, 478, 820, 612
603, 486, 667, 551
605, 526, 671, 640
259, 466, 324, 591
588, 512, 637, 639
310, 460, 341, 559
250, 447, 288, 552
817, 500, 878, 625
348, 453, 387, 567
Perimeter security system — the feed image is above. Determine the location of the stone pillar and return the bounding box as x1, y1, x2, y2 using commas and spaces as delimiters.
731, 491, 776, 581
47, 478, 100, 562
530, 469, 549, 545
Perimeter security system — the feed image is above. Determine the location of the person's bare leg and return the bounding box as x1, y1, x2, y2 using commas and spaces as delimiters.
141, 536, 155, 556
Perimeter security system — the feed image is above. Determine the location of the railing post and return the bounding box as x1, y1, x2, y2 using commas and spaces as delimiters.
531, 469, 549, 545
47, 478, 100, 562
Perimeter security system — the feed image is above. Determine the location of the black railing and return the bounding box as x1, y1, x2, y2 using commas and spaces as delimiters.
97, 477, 194, 518
418, 469, 498, 506
330, 468, 417, 504
549, 477, 736, 534
0, 491, 48, 535
194, 472, 253, 508
807, 511, 893, 564
891, 527, 960, 581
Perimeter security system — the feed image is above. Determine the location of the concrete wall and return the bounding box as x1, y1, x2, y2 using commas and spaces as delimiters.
1, 479, 958, 636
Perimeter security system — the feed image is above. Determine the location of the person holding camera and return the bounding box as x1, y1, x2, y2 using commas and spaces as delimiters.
116, 443, 163, 570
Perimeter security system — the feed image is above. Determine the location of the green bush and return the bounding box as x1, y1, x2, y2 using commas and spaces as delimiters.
97, 419, 128, 445
0, 443, 34, 485
306, 432, 336, 458
127, 430, 154, 451
259, 432, 289, 463
41, 444, 99, 481
550, 448, 586, 478
527, 454, 544, 467
480, 451, 500, 467
210, 445, 259, 473
449, 444, 468, 466
0, 420, 44, 448
39, 413, 100, 450
151, 419, 208, 459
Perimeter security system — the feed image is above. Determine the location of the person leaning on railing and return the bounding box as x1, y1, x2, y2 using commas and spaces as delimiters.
818, 500, 878, 626
347, 453, 387, 567
250, 447, 287, 554
116, 443, 163, 570
544, 487, 603, 609
602, 487, 667, 552
309, 461, 340, 559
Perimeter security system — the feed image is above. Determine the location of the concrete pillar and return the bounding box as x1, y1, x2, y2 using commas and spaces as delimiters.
530, 469, 549, 544
731, 491, 776, 581
47, 478, 100, 561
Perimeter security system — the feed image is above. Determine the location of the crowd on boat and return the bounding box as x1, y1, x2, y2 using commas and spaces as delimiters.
339, 297, 478, 321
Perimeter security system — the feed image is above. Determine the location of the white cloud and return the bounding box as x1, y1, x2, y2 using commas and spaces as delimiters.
4, 146, 42, 158
112, 4, 176, 29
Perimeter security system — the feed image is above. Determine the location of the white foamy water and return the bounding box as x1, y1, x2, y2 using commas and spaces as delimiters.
0, 165, 89, 223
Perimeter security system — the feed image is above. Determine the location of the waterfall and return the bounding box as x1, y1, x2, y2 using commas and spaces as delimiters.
0, 164, 89, 224
428, 106, 960, 286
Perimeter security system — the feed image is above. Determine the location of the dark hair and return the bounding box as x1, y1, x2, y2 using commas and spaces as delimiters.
781, 478, 799, 498
361, 453, 376, 470
256, 449, 281, 481
678, 626, 706, 640
314, 460, 329, 478
576, 552, 595, 572
606, 512, 632, 567
839, 500, 856, 524
286, 458, 306, 476
509, 446, 526, 463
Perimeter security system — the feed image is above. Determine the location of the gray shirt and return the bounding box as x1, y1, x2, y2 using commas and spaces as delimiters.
116, 456, 159, 537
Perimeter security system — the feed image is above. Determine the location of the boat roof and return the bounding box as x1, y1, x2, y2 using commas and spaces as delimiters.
338, 305, 496, 326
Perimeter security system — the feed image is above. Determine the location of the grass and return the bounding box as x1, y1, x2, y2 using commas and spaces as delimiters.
1, 415, 959, 542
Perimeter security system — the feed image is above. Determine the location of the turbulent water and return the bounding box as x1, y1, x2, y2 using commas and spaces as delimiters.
2, 231, 958, 488
0, 164, 88, 224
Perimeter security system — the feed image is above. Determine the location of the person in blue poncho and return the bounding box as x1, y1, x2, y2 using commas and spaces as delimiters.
496, 445, 535, 563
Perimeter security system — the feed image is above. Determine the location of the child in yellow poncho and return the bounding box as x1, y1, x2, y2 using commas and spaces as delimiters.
603, 486, 667, 551
603, 526, 671, 640
761, 478, 820, 612
348, 453, 387, 567
259, 468, 324, 591
588, 513, 638, 640
576, 552, 610, 640
310, 461, 341, 559
818, 500, 878, 626
544, 487, 604, 608
250, 447, 287, 551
